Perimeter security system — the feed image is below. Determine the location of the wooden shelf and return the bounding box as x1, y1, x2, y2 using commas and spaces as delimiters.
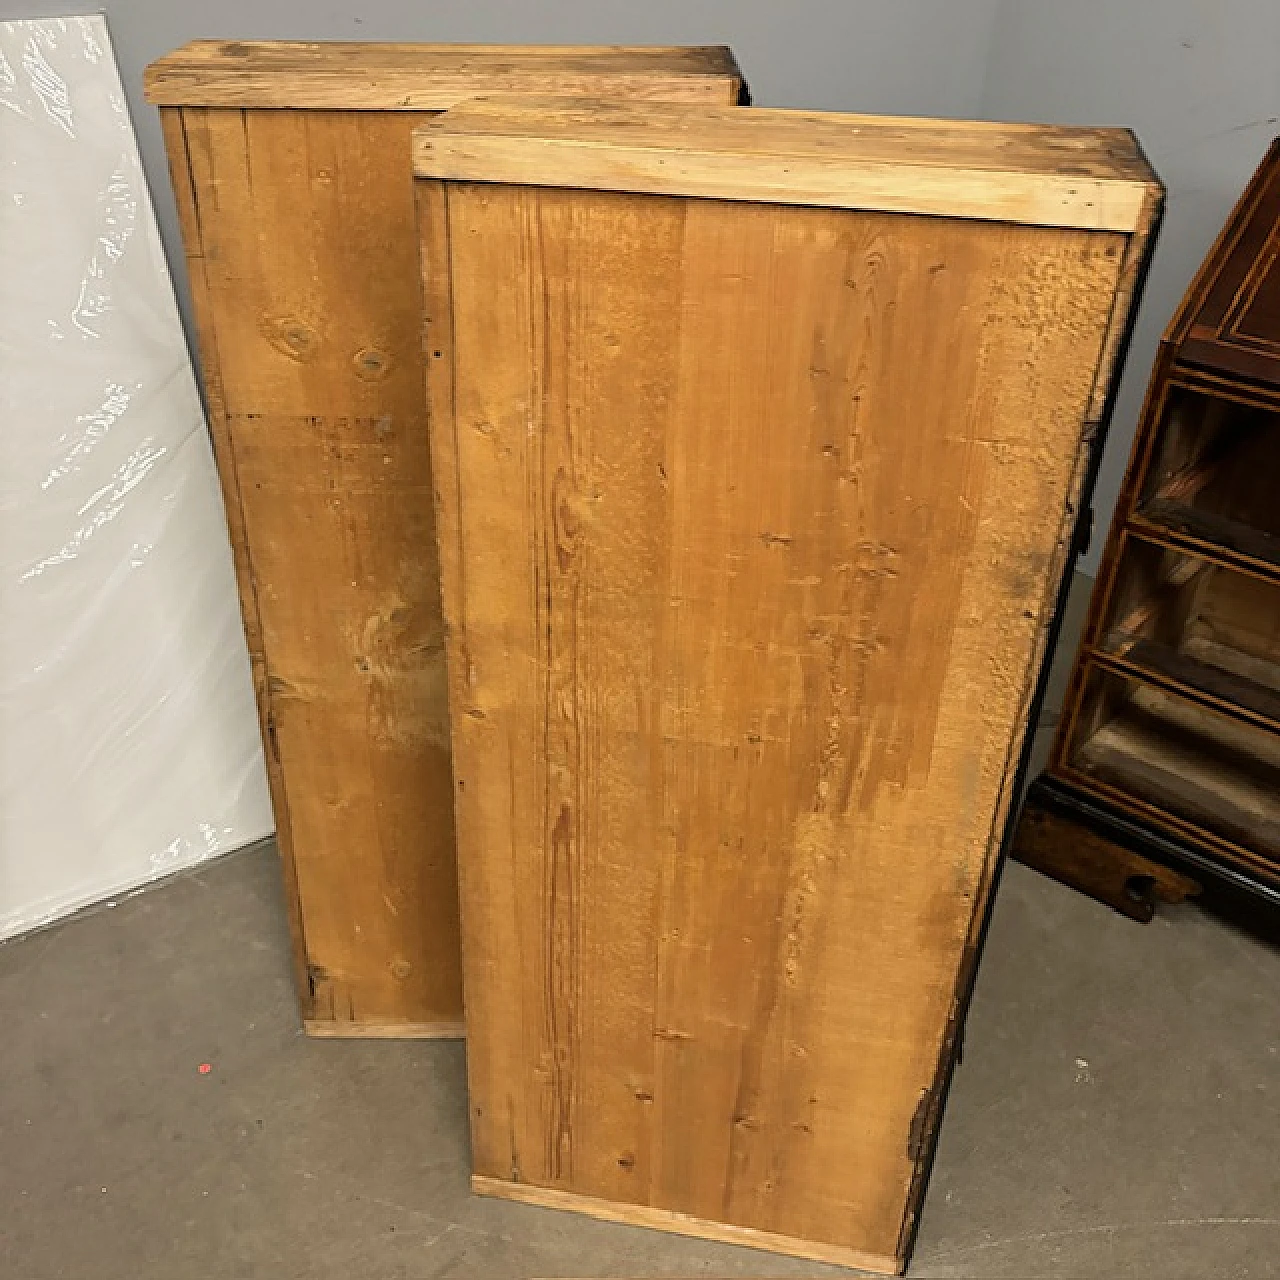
1093, 638, 1280, 734
1131, 498, 1280, 582
1131, 380, 1280, 579
1069, 678, 1280, 864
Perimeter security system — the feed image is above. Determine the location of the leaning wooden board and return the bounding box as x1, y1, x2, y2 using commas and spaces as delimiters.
415, 99, 1161, 1270
144, 43, 742, 1037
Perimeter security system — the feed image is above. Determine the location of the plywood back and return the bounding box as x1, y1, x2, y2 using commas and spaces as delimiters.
419, 107, 1158, 1264
146, 46, 742, 1036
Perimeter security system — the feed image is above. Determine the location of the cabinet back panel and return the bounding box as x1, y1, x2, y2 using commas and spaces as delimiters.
431, 182, 1127, 1258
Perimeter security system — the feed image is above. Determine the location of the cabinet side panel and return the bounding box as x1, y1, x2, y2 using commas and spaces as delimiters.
180, 105, 462, 1029
443, 184, 1125, 1257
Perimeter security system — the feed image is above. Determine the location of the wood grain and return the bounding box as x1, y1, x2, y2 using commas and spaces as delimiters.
303, 1019, 466, 1039
424, 165, 1146, 1264
414, 98, 1156, 231
1175, 138, 1280, 385
158, 106, 311, 1011
149, 46, 741, 1035
145, 41, 742, 109
176, 106, 462, 1030
1074, 680, 1280, 852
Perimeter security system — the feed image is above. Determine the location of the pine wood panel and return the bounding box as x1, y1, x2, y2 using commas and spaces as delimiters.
148, 46, 740, 1036
157, 106, 310, 1007
413, 98, 1155, 231
176, 106, 459, 1031
423, 168, 1146, 1267
145, 41, 741, 109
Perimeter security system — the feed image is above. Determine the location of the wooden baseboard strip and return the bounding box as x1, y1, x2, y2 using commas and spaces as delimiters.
471, 1175, 902, 1275
303, 1020, 465, 1040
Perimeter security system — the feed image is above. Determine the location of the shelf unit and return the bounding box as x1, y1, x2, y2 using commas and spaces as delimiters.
1021, 138, 1280, 913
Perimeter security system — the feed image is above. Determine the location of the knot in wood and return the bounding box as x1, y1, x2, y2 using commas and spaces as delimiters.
354, 346, 393, 381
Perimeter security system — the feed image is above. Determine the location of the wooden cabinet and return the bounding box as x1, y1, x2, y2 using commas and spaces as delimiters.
144, 42, 742, 1037
415, 99, 1160, 1271
1024, 140, 1280, 912
1178, 148, 1280, 387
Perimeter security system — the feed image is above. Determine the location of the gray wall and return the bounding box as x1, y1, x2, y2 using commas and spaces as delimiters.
981, 0, 1280, 569
5, 0, 1278, 570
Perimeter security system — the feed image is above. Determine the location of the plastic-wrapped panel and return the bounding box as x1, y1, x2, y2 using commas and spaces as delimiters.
0, 16, 272, 940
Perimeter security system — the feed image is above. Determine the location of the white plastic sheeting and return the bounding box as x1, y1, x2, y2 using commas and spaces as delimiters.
0, 15, 273, 939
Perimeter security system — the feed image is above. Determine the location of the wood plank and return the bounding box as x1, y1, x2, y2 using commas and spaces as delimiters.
1141, 389, 1280, 543
303, 1019, 464, 1039
1073, 684, 1280, 856
413, 99, 1159, 232
429, 175, 1133, 1263
1183, 558, 1280, 690
472, 1177, 901, 1275
185, 109, 431, 419
145, 41, 742, 108
232, 410, 462, 1028
1086, 184, 1163, 424
1058, 766, 1280, 887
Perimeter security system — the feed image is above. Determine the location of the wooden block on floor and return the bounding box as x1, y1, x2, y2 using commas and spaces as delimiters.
1013, 793, 1202, 922
142, 42, 742, 1037
416, 99, 1162, 1269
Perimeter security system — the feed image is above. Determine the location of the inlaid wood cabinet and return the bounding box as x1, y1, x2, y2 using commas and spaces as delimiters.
414, 99, 1161, 1271
1023, 139, 1280, 912
144, 42, 742, 1036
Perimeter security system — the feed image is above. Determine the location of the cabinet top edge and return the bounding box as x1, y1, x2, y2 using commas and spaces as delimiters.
143, 41, 742, 109
412, 97, 1162, 233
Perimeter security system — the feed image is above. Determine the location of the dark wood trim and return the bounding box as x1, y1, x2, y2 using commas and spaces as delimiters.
1131, 499, 1280, 583
1168, 136, 1280, 346
1092, 640, 1280, 735
1027, 776, 1280, 907
1013, 793, 1201, 922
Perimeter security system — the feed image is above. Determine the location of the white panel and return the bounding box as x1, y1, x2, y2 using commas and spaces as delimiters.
0, 15, 273, 939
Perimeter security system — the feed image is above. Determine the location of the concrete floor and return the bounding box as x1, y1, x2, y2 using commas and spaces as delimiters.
4, 847, 1277, 1280
3, 578, 1279, 1278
